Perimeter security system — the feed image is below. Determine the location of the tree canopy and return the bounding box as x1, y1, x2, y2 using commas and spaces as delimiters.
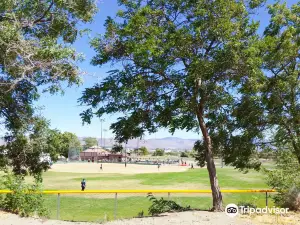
59, 132, 82, 158
238, 2, 300, 164
111, 144, 123, 154
139, 146, 149, 156
180, 151, 189, 158
152, 148, 164, 157
0, 117, 62, 180
1, 0, 97, 130
83, 137, 98, 150
46, 131, 82, 159
133, 146, 149, 155
80, 0, 265, 210
0, 0, 97, 176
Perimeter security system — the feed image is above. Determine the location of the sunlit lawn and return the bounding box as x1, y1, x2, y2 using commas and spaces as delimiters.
0, 160, 275, 222
38, 166, 273, 222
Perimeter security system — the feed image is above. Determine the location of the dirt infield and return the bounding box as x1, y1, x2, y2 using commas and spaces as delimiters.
49, 163, 189, 174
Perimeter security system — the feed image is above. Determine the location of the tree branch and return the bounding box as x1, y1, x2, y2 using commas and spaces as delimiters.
34, 0, 54, 24
204, 37, 216, 58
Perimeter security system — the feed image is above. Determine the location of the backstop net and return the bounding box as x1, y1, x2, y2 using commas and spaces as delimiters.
68, 147, 81, 162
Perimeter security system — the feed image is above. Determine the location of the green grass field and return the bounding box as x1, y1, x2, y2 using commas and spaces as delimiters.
37, 165, 275, 222
44, 193, 272, 222
42, 167, 268, 189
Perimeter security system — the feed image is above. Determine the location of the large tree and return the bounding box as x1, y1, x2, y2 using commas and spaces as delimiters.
261, 2, 300, 163
57, 132, 82, 158
111, 144, 123, 154
139, 146, 149, 156
237, 2, 300, 163
83, 137, 98, 150
0, 117, 63, 180
80, 0, 264, 210
0, 0, 97, 176
152, 148, 165, 157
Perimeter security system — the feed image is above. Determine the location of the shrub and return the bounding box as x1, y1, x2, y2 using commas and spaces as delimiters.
165, 152, 179, 156
137, 210, 144, 217
147, 194, 191, 216
237, 201, 257, 209
264, 149, 300, 211
180, 152, 189, 158
152, 148, 165, 156
274, 186, 300, 211
0, 172, 49, 217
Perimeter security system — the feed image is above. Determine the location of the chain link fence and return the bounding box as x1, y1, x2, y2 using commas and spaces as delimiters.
38, 190, 275, 222
68, 147, 81, 162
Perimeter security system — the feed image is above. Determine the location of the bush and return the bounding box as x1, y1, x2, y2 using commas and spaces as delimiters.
137, 210, 144, 217
180, 152, 189, 158
274, 186, 300, 211
264, 149, 300, 211
152, 148, 165, 156
165, 152, 179, 156
147, 194, 191, 216
0, 172, 49, 217
237, 201, 257, 209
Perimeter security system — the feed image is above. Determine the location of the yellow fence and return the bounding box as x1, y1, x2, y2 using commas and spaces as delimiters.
0, 189, 277, 220
0, 189, 276, 194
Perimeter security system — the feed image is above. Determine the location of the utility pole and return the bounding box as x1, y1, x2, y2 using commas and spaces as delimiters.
100, 119, 105, 147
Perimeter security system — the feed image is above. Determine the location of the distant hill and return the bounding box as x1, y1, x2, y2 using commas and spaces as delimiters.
0, 136, 197, 151
79, 137, 198, 151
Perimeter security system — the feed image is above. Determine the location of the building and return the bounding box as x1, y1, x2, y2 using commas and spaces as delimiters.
79, 146, 125, 162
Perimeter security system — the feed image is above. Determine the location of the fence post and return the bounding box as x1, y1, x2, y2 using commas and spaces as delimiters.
57, 193, 60, 220
114, 193, 118, 220
168, 192, 170, 200
265, 192, 268, 208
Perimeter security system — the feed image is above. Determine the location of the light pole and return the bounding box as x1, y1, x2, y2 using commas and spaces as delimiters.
99, 119, 105, 147
103, 129, 107, 149
125, 143, 127, 167
136, 138, 139, 156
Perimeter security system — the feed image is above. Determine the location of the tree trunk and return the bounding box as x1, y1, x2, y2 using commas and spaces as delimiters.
205, 135, 223, 211
197, 114, 223, 211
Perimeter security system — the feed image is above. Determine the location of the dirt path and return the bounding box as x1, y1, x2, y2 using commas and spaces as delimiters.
0, 211, 253, 225
1, 211, 299, 225
0, 211, 93, 225
106, 211, 254, 225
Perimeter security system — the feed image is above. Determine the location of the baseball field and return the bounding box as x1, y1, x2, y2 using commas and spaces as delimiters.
36, 160, 275, 222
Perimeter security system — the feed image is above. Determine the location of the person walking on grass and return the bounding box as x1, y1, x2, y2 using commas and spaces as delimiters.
81, 178, 86, 191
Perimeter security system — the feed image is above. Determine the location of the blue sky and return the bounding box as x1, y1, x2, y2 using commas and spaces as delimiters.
34, 0, 297, 140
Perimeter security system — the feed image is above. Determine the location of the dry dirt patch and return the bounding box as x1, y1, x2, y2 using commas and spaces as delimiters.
1, 210, 299, 225
0, 211, 248, 225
